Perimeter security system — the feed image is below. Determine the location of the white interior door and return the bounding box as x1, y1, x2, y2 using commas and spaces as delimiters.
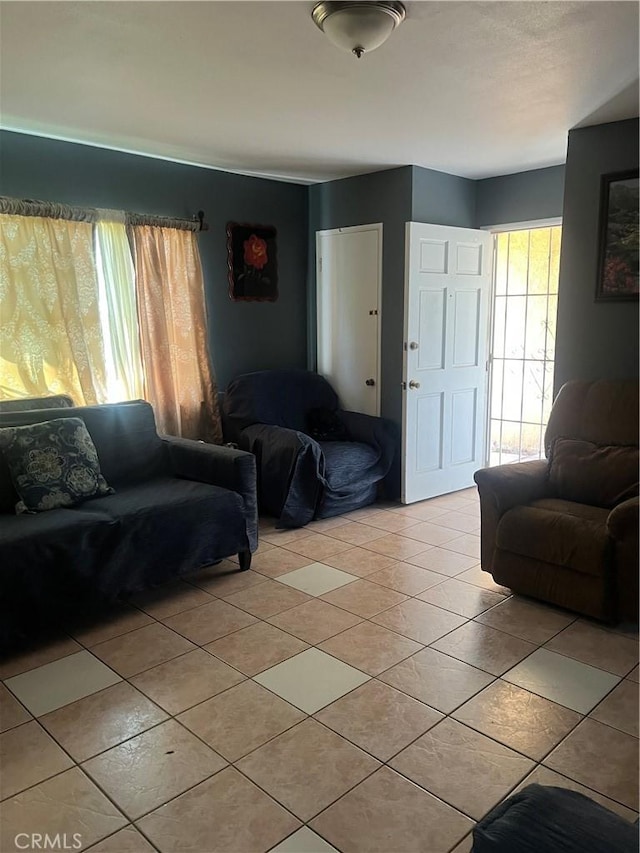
316, 224, 381, 415
402, 222, 492, 503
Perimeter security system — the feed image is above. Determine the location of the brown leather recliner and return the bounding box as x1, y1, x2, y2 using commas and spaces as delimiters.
474, 380, 639, 623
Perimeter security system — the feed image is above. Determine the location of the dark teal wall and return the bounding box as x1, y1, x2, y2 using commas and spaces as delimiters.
555, 119, 639, 390
411, 165, 477, 227
475, 165, 566, 227
0, 131, 308, 389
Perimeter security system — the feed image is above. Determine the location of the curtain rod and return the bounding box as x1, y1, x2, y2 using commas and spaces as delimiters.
0, 197, 209, 232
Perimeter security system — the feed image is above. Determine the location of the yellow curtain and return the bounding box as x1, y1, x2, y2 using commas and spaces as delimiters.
0, 214, 107, 405
131, 225, 222, 442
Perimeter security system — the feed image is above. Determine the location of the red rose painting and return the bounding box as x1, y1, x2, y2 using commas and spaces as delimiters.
227, 223, 278, 302
243, 234, 268, 270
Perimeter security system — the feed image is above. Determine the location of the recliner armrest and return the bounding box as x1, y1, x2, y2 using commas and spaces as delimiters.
607, 496, 639, 541
474, 460, 549, 514
161, 436, 257, 551
607, 496, 639, 623
474, 459, 549, 574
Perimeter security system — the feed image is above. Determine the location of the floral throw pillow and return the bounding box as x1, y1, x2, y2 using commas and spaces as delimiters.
0, 417, 114, 514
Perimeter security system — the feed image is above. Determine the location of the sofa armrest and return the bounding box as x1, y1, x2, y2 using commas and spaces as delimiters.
473, 460, 549, 573
338, 410, 399, 494
338, 409, 397, 446
161, 436, 257, 551
607, 496, 639, 541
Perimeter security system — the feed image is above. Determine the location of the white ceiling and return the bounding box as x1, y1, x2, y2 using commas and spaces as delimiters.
1, 1, 638, 184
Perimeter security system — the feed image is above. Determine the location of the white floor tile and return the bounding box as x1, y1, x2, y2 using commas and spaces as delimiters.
502, 648, 620, 714
271, 827, 339, 852
254, 648, 369, 714
5, 650, 121, 716
276, 563, 359, 596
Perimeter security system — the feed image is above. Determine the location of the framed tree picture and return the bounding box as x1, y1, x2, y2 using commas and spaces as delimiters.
226, 222, 278, 302
595, 170, 639, 301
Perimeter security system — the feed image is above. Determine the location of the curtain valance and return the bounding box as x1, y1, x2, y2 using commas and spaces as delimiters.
0, 197, 96, 222
0, 197, 206, 231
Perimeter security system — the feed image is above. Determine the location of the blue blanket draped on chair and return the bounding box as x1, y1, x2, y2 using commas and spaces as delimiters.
222, 369, 398, 528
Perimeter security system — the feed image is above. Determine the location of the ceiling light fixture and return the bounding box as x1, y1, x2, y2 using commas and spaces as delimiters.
312, 1, 406, 59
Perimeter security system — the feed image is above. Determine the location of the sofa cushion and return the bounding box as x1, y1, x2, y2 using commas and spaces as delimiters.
83, 477, 249, 595
496, 499, 610, 577
0, 417, 113, 514
306, 408, 349, 442
549, 438, 639, 509
0, 452, 18, 515
473, 783, 638, 853
1, 506, 116, 604
319, 441, 380, 490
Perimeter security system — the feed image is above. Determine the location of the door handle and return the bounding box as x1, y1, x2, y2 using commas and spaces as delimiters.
365, 378, 376, 387
409, 341, 419, 350
408, 380, 420, 389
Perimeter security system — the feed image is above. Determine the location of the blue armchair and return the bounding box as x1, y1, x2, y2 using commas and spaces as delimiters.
222, 369, 398, 528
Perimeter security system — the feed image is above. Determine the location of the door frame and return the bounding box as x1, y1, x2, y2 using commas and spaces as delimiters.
316, 222, 383, 415
481, 217, 563, 466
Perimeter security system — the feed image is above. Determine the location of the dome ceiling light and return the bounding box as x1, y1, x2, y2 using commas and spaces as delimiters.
311, 1, 406, 59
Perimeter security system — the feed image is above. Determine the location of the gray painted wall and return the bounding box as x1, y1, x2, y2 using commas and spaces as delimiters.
0, 131, 308, 389
555, 119, 639, 390
475, 165, 566, 227
411, 165, 477, 228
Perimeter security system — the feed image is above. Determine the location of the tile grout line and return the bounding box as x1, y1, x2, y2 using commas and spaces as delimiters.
2, 499, 637, 850
5, 629, 636, 823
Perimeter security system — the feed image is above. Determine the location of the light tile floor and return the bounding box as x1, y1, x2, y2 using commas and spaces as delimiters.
0, 488, 638, 853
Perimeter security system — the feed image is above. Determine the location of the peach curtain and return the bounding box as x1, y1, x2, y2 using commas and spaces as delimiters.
130, 224, 222, 443
0, 214, 107, 405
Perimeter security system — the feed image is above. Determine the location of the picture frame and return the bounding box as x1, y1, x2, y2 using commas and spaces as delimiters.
226, 222, 278, 302
595, 170, 639, 302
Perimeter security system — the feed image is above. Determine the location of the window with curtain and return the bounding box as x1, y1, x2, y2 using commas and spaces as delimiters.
0, 199, 222, 442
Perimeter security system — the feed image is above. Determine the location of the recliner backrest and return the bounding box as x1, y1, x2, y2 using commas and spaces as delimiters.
224, 369, 339, 433
544, 379, 639, 456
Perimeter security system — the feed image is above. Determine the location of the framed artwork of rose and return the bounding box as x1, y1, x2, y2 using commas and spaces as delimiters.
226, 222, 278, 302
595, 170, 639, 301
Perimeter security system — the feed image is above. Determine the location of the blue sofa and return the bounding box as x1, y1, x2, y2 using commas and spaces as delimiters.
0, 400, 257, 643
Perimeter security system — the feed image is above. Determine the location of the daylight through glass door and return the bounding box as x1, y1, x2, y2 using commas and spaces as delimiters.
488, 225, 561, 466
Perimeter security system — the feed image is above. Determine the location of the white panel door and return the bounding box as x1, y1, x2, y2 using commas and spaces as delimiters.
316, 224, 381, 415
402, 222, 492, 503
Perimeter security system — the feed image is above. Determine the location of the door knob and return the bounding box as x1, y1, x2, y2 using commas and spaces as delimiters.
409, 341, 419, 350
409, 380, 420, 389
365, 378, 376, 387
